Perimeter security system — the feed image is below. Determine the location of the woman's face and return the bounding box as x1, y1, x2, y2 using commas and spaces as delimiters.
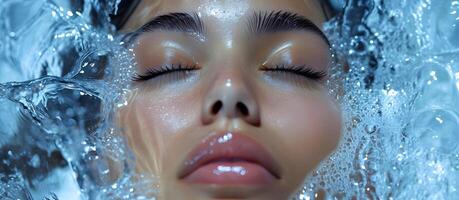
119, 0, 341, 199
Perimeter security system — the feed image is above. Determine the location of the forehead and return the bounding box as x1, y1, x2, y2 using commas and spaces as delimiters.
123, 0, 325, 32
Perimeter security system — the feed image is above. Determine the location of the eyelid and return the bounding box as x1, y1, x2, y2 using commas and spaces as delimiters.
132, 64, 200, 82
160, 40, 187, 51
261, 42, 293, 66
268, 42, 293, 57
133, 36, 202, 69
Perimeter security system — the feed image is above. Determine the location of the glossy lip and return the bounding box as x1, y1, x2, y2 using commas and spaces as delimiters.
178, 132, 282, 182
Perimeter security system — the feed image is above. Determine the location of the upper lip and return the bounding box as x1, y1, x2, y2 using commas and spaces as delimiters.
178, 131, 281, 179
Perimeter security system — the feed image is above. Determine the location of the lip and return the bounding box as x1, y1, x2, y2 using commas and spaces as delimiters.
178, 132, 281, 185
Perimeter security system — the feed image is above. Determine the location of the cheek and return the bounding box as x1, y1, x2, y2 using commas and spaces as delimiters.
135, 87, 202, 138
264, 91, 341, 170
120, 88, 202, 172
137, 97, 194, 135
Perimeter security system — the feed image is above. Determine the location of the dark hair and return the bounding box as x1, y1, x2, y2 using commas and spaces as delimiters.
320, 0, 337, 20
110, 0, 141, 30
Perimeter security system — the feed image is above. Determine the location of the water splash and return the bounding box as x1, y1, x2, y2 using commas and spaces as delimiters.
0, 0, 156, 199
297, 0, 459, 199
1, 0, 458, 199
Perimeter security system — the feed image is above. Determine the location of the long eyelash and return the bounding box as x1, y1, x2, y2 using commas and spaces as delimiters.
260, 64, 327, 80
131, 64, 199, 82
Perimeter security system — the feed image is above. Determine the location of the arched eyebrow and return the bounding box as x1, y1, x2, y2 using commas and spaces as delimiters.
247, 11, 330, 46
130, 12, 205, 40
128, 11, 329, 46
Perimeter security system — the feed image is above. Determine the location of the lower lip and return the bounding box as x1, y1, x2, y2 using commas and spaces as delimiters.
182, 161, 276, 185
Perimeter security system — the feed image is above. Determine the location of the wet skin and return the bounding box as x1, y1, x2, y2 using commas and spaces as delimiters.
118, 0, 341, 199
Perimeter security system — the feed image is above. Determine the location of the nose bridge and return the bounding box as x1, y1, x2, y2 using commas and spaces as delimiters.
201, 66, 261, 126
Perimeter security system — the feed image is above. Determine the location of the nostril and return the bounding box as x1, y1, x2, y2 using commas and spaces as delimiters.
211, 100, 223, 115
236, 102, 249, 116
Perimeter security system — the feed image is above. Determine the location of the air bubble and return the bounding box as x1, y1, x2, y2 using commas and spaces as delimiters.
365, 124, 377, 134
413, 109, 459, 153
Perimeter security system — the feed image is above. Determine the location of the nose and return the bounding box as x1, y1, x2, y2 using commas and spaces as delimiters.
201, 77, 261, 126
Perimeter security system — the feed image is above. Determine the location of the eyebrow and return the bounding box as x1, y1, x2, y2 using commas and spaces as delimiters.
248, 11, 330, 46
129, 11, 329, 46
133, 12, 205, 39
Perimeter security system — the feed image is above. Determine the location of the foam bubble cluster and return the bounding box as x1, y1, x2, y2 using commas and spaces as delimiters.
297, 0, 459, 199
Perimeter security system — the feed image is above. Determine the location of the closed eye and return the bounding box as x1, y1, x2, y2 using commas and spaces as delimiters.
132, 64, 199, 82
260, 64, 327, 81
